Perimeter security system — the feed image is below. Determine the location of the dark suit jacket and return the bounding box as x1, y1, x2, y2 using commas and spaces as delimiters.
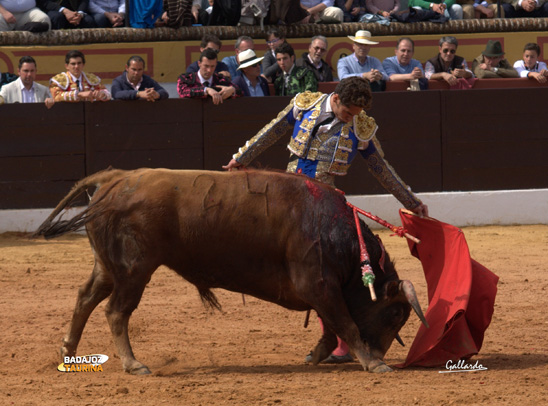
296, 52, 335, 82
186, 60, 230, 74
232, 75, 270, 97
111, 72, 169, 100
38, 0, 89, 12
177, 71, 242, 98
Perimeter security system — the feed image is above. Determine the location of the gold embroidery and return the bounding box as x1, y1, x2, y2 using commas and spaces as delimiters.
355, 112, 377, 141
294, 91, 325, 109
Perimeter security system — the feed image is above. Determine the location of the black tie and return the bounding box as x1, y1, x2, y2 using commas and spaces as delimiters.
203, 81, 209, 87
311, 114, 335, 138
75, 79, 80, 90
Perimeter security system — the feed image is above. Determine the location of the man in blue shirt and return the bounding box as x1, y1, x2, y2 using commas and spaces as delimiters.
382, 37, 425, 81
232, 49, 270, 97
337, 30, 387, 91
221, 35, 254, 80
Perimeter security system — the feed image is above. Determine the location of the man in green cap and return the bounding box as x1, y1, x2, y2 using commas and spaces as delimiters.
472, 40, 519, 79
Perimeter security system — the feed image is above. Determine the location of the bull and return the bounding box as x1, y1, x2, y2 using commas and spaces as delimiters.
34, 168, 427, 374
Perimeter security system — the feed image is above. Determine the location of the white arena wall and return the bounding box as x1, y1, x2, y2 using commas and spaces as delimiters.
1, 189, 547, 233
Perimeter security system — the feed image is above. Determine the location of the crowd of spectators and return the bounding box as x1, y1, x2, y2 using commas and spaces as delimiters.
1, 0, 548, 32
0, 32, 546, 106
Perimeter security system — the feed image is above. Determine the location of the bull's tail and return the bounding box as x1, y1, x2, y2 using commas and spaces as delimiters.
33, 168, 127, 240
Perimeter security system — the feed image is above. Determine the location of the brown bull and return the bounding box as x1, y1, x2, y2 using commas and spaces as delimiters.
34, 168, 427, 374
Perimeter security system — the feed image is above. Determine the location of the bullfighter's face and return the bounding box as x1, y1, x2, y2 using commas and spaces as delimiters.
331, 94, 363, 123
66, 57, 84, 78
276, 53, 294, 74
199, 57, 217, 80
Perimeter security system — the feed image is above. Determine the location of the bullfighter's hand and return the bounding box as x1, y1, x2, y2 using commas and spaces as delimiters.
44, 97, 55, 109
412, 204, 429, 218
218, 85, 235, 99
77, 90, 92, 100
205, 87, 223, 105
222, 159, 243, 171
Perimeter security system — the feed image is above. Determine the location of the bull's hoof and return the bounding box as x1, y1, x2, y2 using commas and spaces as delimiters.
369, 363, 393, 373
125, 364, 151, 375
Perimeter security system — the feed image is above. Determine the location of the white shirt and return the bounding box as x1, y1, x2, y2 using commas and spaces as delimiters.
513, 60, 547, 77
20, 81, 36, 103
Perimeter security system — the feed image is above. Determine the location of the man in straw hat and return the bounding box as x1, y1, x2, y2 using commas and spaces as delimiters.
232, 49, 270, 97
337, 30, 388, 92
472, 40, 518, 79
223, 77, 428, 362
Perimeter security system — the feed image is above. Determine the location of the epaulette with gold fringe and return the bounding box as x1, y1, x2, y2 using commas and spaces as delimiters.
294, 91, 325, 110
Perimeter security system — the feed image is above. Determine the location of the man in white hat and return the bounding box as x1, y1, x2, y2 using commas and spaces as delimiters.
232, 49, 270, 97
337, 30, 388, 91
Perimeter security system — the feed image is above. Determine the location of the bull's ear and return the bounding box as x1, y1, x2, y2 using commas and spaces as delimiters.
383, 280, 400, 299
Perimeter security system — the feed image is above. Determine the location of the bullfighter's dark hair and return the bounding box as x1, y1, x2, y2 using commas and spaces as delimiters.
275, 42, 294, 58
126, 55, 145, 68
199, 48, 219, 62
65, 50, 85, 65
200, 34, 222, 49
523, 42, 541, 55
335, 77, 372, 110
18, 56, 36, 69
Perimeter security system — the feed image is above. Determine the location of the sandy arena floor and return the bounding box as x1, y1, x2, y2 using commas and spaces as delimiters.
1, 225, 547, 405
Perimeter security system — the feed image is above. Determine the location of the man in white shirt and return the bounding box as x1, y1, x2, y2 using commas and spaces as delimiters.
0, 0, 50, 31
0, 56, 54, 108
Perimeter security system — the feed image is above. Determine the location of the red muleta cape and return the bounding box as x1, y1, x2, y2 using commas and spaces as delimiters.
397, 210, 499, 367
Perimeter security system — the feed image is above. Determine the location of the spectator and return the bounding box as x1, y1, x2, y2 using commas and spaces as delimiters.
472, 40, 519, 79
111, 55, 169, 101
50, 50, 111, 102
296, 35, 335, 82
459, 0, 502, 18
177, 48, 242, 104
335, 0, 365, 22
189, 0, 211, 25
425, 36, 474, 86
88, 0, 125, 27
513, 42, 548, 83
502, 0, 548, 17
300, 0, 343, 22
365, 0, 400, 16
382, 38, 425, 83
268, 0, 308, 24
222, 35, 254, 79
186, 34, 231, 77
408, 0, 463, 20
128, 0, 163, 28
262, 28, 285, 83
232, 49, 270, 97
273, 42, 318, 96
0, 0, 51, 31
0, 56, 54, 108
37, 0, 95, 29
337, 30, 387, 91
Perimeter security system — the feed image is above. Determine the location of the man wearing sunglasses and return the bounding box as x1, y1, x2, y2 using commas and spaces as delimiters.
424, 36, 473, 86
296, 35, 335, 82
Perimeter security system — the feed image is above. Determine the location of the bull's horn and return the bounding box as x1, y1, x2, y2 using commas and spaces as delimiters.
395, 333, 405, 347
400, 280, 429, 328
